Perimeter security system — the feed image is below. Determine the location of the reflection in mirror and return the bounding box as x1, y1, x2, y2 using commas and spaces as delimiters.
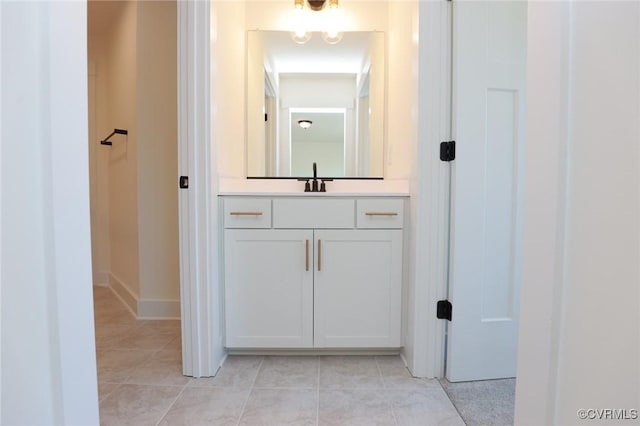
291, 109, 345, 177
246, 30, 385, 178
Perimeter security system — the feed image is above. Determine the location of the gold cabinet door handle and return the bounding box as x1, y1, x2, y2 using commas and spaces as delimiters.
317, 239, 322, 271
365, 212, 398, 216
305, 239, 309, 271
229, 211, 263, 216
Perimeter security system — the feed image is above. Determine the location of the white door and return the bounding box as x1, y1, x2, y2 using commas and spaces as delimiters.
314, 230, 402, 348
447, 1, 527, 382
224, 229, 314, 348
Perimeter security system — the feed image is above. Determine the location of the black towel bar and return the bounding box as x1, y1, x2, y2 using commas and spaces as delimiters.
100, 128, 128, 146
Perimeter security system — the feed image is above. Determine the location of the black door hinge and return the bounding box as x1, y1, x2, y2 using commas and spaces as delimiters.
179, 176, 189, 189
437, 300, 452, 321
440, 141, 456, 162
265, 113, 268, 122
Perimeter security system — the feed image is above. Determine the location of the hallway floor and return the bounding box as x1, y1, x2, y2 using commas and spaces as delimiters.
94, 287, 510, 425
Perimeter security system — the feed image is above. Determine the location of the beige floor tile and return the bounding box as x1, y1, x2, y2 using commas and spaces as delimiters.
158, 387, 249, 426
190, 355, 264, 389
238, 388, 317, 426
99, 384, 183, 426
318, 389, 396, 426
161, 334, 182, 351
97, 349, 155, 383
254, 356, 319, 389
376, 357, 441, 390
140, 319, 181, 329
95, 325, 141, 349
319, 356, 384, 389
94, 307, 138, 327
374, 355, 406, 368
387, 388, 465, 426
98, 383, 120, 402
126, 350, 191, 387
114, 323, 179, 351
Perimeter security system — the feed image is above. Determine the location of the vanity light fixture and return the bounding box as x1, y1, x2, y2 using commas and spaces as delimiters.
298, 119, 313, 129
291, 0, 342, 44
293, 0, 339, 12
321, 29, 343, 45
291, 29, 313, 44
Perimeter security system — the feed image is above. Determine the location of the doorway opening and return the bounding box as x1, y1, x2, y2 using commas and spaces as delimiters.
87, 0, 182, 398
289, 107, 346, 177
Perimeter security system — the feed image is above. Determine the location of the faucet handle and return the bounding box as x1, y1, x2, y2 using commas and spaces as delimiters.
297, 178, 312, 192
319, 179, 333, 192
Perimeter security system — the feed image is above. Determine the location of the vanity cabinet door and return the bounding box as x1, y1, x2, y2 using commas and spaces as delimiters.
224, 229, 314, 348
313, 230, 403, 348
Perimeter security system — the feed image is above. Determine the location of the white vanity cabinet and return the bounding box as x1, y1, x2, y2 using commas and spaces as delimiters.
222, 196, 405, 349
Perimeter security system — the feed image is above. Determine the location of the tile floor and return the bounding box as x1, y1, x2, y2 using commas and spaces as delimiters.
94, 287, 466, 425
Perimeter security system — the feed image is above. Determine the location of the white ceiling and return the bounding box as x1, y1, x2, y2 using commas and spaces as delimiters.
291, 111, 344, 144
261, 31, 371, 74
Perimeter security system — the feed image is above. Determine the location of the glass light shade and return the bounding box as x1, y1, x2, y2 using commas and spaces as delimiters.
298, 119, 312, 129
291, 30, 312, 44
321, 30, 343, 44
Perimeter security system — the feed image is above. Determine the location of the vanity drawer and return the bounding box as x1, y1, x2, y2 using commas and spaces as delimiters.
356, 199, 404, 229
224, 198, 271, 228
273, 199, 354, 229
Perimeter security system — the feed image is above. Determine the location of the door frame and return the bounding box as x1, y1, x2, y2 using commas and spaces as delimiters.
176, 0, 455, 379
177, 0, 224, 377
404, 0, 453, 378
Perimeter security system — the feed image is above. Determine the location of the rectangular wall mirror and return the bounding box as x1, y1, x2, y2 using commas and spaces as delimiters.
246, 30, 385, 179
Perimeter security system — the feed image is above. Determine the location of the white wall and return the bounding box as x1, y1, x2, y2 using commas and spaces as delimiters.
279, 75, 355, 176
95, 0, 142, 300
368, 29, 385, 177
136, 0, 180, 307
516, 2, 640, 423
247, 30, 267, 177
212, 1, 247, 179
1, 1, 99, 423
386, 0, 416, 180
292, 142, 344, 176
88, 34, 112, 287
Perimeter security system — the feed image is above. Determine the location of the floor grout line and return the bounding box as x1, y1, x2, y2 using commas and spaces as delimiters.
154, 383, 189, 426
235, 357, 265, 426
375, 357, 400, 426
316, 356, 321, 426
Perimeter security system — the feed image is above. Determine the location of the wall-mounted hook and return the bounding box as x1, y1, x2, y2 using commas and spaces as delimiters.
100, 128, 128, 146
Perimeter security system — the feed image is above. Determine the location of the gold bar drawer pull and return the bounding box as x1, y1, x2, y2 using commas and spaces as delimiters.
365, 212, 399, 216
305, 240, 309, 271
229, 211, 263, 216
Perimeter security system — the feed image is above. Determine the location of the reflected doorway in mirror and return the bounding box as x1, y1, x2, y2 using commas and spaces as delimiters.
246, 30, 385, 179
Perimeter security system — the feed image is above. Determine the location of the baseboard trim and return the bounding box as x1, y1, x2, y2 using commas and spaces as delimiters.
226, 348, 401, 356
137, 299, 180, 320
107, 272, 180, 320
108, 273, 138, 318
93, 270, 110, 287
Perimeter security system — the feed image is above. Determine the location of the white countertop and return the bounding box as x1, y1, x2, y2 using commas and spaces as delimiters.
217, 178, 410, 197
